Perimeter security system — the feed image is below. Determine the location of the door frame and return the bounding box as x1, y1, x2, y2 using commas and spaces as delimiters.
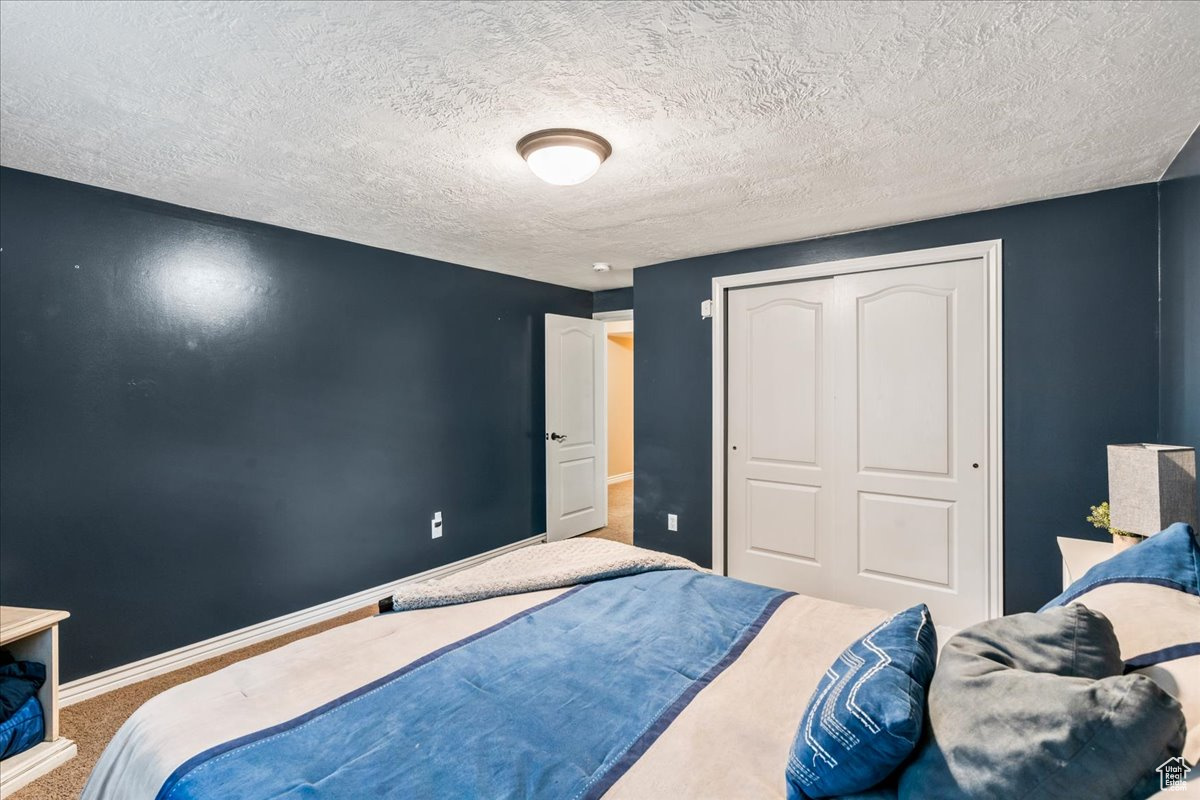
593, 309, 633, 322
710, 240, 1004, 618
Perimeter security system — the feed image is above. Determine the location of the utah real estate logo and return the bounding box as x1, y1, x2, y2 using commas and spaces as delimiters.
1158, 756, 1191, 792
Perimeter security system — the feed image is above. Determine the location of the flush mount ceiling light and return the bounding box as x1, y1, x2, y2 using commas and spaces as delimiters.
592, 262, 612, 272
517, 129, 612, 186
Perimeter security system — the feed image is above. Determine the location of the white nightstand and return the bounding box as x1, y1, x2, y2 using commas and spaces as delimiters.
0, 606, 77, 798
1056, 537, 1116, 591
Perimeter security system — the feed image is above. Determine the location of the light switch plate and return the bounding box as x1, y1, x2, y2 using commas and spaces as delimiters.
667, 513, 678, 532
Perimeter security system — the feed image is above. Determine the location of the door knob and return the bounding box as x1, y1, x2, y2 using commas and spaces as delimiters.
548, 432, 567, 442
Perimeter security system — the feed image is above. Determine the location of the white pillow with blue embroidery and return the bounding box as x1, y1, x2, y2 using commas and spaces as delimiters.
786, 604, 937, 800
1041, 521, 1200, 763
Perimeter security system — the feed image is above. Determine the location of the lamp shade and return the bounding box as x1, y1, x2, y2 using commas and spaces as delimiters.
1107, 444, 1197, 535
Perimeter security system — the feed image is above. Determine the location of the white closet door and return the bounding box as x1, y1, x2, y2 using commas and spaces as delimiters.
831, 259, 988, 628
726, 279, 836, 597
725, 258, 990, 629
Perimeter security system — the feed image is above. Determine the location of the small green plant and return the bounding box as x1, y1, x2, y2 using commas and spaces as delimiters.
1087, 501, 1139, 539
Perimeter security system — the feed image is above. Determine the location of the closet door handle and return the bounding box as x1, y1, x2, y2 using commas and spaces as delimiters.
547, 432, 567, 442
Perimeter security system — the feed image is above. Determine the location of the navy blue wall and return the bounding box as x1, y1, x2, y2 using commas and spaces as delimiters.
593, 286, 634, 314
1159, 175, 1200, 514
632, 184, 1161, 614
0, 168, 592, 681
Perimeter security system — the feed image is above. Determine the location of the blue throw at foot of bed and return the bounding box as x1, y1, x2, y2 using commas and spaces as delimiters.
155, 570, 792, 800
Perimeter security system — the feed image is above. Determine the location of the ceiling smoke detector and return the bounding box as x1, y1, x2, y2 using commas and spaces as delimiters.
517, 129, 612, 186
592, 262, 612, 272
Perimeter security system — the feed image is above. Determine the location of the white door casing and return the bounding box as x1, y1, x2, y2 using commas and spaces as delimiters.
714, 241, 1003, 626
546, 314, 608, 541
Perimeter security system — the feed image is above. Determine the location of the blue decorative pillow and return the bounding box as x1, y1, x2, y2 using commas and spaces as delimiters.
1042, 522, 1199, 609
786, 605, 937, 800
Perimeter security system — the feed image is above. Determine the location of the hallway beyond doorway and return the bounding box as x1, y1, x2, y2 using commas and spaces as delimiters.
582, 481, 632, 546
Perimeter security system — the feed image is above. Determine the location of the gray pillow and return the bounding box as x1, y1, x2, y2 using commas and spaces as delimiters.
897, 605, 1186, 800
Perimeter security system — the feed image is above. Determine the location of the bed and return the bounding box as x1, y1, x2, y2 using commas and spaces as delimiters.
82, 540, 890, 799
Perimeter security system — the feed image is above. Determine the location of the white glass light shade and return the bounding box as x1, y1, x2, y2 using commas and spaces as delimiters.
525, 145, 602, 185
517, 129, 611, 186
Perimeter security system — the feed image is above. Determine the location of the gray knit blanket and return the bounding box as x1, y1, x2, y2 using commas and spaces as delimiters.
386, 538, 701, 612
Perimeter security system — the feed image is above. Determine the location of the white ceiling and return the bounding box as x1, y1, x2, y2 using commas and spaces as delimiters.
2, 1, 1198, 290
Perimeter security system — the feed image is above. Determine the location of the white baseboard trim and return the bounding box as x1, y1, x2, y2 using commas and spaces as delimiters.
606, 472, 633, 485
60, 533, 547, 707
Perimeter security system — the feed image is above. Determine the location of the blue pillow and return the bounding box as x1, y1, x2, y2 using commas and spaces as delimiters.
786, 605, 937, 800
1042, 522, 1199, 609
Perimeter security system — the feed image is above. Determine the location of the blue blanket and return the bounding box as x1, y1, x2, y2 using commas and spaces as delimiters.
156, 570, 790, 800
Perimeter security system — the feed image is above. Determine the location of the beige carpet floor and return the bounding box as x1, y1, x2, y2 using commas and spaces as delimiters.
9, 605, 377, 800
12, 480, 637, 799
583, 479, 633, 545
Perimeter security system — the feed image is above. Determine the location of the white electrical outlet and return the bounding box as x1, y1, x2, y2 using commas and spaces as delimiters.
431, 511, 443, 539
667, 513, 678, 532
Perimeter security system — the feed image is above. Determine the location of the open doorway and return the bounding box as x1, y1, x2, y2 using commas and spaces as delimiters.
599, 318, 633, 544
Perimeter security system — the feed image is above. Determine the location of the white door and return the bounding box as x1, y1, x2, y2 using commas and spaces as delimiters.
831, 260, 988, 628
726, 259, 990, 628
726, 279, 836, 598
545, 314, 607, 541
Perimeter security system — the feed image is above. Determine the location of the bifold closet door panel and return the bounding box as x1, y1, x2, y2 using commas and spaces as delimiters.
726, 278, 836, 599
831, 259, 989, 629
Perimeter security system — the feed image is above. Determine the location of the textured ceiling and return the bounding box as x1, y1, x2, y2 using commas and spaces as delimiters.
2, 1, 1199, 290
